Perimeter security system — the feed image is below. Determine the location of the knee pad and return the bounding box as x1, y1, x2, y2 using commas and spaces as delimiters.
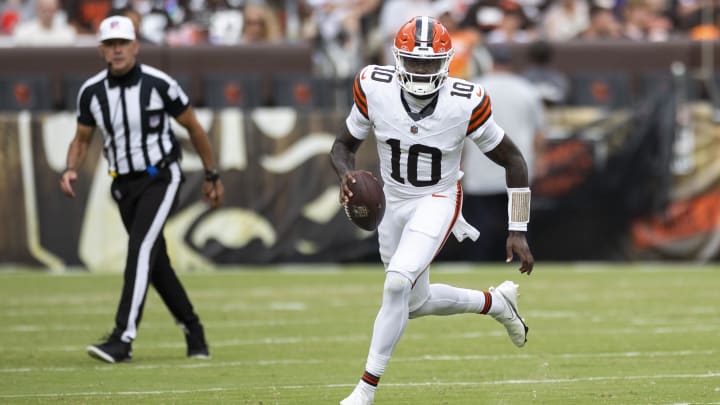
384, 271, 411, 297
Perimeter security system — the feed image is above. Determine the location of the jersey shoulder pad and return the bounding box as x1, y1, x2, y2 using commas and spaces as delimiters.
445, 77, 487, 104
443, 78, 492, 135
355, 65, 395, 93
352, 65, 395, 119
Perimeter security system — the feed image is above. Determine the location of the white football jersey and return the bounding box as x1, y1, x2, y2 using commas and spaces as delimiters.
346, 65, 504, 199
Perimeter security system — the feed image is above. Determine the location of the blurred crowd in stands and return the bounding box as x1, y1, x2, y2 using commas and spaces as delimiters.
0, 0, 718, 79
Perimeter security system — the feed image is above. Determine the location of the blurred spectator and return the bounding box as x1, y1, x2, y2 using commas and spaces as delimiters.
3, 0, 34, 19
165, 21, 207, 45
579, 3, 623, 38
1, 10, 20, 36
111, 6, 155, 43
689, 22, 720, 40
622, 0, 672, 41
521, 40, 570, 105
459, 0, 504, 31
541, 0, 591, 41
132, 0, 175, 45
1, 0, 33, 36
13, 0, 76, 46
462, 44, 546, 261
207, 8, 243, 45
672, 0, 720, 39
672, 0, 702, 29
64, 0, 113, 35
183, 0, 241, 38
301, 0, 380, 77
436, 0, 488, 80
484, 0, 539, 43
240, 2, 282, 43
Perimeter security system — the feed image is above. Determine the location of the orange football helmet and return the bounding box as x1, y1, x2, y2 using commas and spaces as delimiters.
392, 16, 454, 96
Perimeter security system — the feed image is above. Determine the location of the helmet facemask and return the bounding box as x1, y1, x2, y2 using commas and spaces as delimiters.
392, 16, 455, 97
393, 47, 454, 96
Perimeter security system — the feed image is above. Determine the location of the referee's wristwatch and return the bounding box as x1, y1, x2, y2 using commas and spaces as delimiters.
204, 168, 220, 182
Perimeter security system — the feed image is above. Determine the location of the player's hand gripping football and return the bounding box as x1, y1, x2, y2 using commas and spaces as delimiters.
338, 169, 374, 205
506, 231, 534, 275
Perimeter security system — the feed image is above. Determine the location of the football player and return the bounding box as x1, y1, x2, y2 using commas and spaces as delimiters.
329, 16, 535, 405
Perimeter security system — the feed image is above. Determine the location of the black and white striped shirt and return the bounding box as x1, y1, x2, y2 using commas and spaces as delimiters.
76, 64, 188, 176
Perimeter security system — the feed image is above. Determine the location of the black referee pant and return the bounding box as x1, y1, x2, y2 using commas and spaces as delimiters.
110, 162, 200, 343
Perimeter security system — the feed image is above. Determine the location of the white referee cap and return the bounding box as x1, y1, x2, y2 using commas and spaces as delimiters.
98, 16, 136, 42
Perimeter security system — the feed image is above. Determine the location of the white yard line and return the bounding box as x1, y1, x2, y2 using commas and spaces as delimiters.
7, 319, 325, 332
0, 372, 718, 400
0, 350, 715, 373
11, 322, 720, 353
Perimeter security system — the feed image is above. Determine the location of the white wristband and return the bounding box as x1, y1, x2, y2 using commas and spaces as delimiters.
508, 187, 531, 232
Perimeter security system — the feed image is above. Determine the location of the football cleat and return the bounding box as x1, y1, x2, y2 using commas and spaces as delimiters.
489, 281, 528, 347
87, 334, 132, 363
183, 322, 211, 359
339, 388, 375, 405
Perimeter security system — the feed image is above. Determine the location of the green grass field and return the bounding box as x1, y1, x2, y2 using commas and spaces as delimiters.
0, 263, 718, 404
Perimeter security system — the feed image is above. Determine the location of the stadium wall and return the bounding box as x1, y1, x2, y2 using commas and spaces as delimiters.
0, 40, 717, 111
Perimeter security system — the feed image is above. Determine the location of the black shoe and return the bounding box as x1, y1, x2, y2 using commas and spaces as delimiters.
87, 334, 132, 363
184, 323, 210, 359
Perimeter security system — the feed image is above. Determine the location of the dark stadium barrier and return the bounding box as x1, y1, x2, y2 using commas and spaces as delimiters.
0, 44, 313, 110
0, 76, 53, 111
569, 72, 633, 108
0, 40, 716, 111
202, 74, 264, 109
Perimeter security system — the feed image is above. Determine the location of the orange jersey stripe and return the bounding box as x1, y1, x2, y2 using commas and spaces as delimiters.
353, 73, 368, 119
466, 95, 492, 135
470, 96, 490, 123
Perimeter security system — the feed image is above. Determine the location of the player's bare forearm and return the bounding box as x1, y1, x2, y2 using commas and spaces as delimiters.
330, 126, 363, 179
330, 127, 365, 203
486, 136, 535, 274
484, 135, 529, 188
330, 140, 355, 178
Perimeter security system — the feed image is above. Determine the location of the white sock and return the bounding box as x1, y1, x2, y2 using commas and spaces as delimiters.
410, 284, 494, 318
365, 352, 390, 378
354, 352, 389, 395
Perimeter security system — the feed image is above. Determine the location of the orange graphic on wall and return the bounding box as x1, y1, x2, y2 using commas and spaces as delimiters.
631, 189, 720, 249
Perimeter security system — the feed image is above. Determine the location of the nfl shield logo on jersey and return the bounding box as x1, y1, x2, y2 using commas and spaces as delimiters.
410, 125, 418, 134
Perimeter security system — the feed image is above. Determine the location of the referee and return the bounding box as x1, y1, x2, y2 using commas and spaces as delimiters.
60, 15, 225, 363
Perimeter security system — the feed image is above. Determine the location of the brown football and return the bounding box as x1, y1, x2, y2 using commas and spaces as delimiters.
344, 171, 385, 231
